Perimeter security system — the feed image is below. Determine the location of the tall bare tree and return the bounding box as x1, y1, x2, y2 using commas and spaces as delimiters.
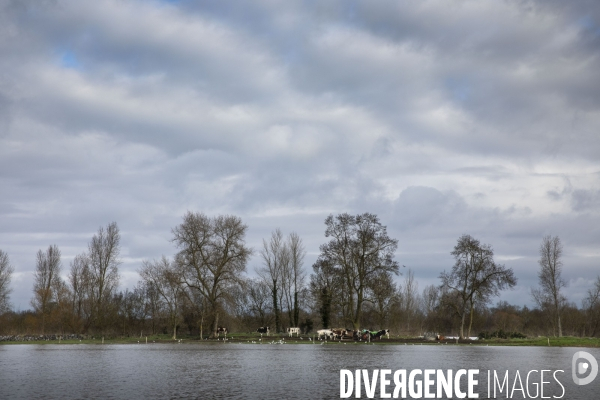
258, 228, 287, 333
440, 234, 517, 338
69, 253, 91, 332
287, 232, 306, 327
317, 213, 400, 330
401, 268, 419, 333
139, 256, 184, 339
532, 235, 566, 337
173, 212, 251, 337
275, 232, 306, 329
0, 249, 14, 315
88, 222, 121, 333
32, 245, 63, 334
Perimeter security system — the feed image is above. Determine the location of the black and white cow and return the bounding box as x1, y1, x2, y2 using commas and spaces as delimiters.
216, 327, 228, 337
371, 329, 390, 340
257, 326, 270, 336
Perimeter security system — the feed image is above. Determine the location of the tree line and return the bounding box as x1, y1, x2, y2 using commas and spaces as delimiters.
1, 212, 600, 339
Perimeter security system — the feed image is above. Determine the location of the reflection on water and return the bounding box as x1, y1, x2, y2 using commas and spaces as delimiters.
0, 343, 598, 399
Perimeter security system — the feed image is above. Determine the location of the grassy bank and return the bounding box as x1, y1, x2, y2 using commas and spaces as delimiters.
2, 334, 600, 347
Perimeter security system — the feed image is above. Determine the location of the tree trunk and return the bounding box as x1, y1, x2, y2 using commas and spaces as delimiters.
467, 305, 474, 338
353, 288, 364, 331
320, 287, 331, 329
272, 282, 280, 333
213, 311, 219, 338
293, 291, 299, 327
200, 311, 204, 339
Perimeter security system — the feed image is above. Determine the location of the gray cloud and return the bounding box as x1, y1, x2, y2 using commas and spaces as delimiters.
1, 0, 599, 309
393, 186, 467, 228
572, 188, 600, 212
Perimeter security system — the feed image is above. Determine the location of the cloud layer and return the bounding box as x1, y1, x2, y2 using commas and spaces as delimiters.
1, 0, 599, 309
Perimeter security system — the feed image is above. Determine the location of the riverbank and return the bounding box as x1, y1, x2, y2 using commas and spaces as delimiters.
1, 333, 599, 347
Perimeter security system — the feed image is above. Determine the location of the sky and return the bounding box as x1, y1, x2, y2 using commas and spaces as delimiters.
1, 0, 599, 311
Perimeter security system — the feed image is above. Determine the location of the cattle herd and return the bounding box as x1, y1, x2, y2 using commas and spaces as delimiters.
215, 326, 390, 341
316, 328, 390, 341
248, 326, 390, 341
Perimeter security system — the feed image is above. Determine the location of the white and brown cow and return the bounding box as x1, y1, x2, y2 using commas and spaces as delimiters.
257, 326, 270, 336
317, 329, 334, 340
287, 327, 300, 337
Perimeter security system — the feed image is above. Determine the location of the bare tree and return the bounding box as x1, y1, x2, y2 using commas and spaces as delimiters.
287, 232, 306, 327
54, 278, 73, 334
0, 250, 14, 315
583, 276, 600, 337
277, 232, 306, 329
69, 253, 91, 333
32, 245, 63, 334
421, 285, 439, 318
173, 212, 251, 337
401, 268, 419, 334
139, 256, 185, 339
88, 222, 121, 333
317, 213, 400, 330
532, 235, 566, 337
142, 280, 164, 335
258, 228, 287, 333
440, 234, 517, 338
235, 278, 273, 329
421, 284, 442, 331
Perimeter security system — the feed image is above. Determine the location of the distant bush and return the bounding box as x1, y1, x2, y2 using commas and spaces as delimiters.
478, 329, 526, 339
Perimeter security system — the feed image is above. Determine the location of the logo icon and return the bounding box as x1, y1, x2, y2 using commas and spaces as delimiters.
572, 351, 598, 385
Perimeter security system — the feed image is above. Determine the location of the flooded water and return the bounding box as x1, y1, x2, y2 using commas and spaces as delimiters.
1, 342, 598, 399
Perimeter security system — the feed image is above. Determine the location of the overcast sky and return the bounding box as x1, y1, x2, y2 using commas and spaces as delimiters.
1, 0, 599, 311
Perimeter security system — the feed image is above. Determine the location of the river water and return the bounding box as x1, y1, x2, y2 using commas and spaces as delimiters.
1, 342, 598, 399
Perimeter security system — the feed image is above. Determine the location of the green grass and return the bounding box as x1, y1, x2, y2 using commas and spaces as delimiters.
475, 336, 600, 347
